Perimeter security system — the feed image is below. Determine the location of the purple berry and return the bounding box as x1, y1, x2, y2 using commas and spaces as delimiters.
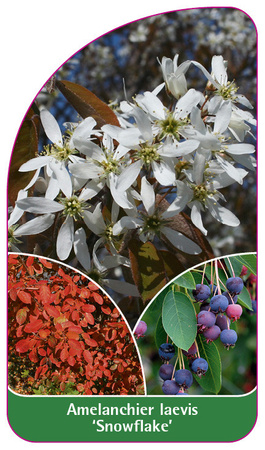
134, 320, 147, 338
197, 310, 216, 332
220, 329, 238, 349
226, 304, 243, 322
226, 277, 244, 295
191, 357, 208, 377
200, 302, 211, 312
159, 343, 175, 361
203, 325, 221, 342
176, 391, 189, 395
210, 294, 229, 313
216, 314, 230, 330
182, 342, 197, 358
159, 364, 174, 381
174, 369, 193, 389
192, 284, 211, 302
162, 379, 180, 395
251, 299, 257, 314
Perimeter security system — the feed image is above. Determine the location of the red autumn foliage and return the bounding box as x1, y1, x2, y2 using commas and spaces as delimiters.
8, 255, 144, 395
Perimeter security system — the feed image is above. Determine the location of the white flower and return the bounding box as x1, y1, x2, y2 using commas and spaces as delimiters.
74, 227, 139, 296
113, 176, 201, 254
16, 184, 98, 261
68, 133, 134, 209
8, 190, 54, 251
193, 55, 253, 111
159, 54, 191, 99
178, 153, 244, 234
19, 109, 97, 198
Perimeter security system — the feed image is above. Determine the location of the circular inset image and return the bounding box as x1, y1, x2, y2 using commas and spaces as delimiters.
134, 254, 257, 395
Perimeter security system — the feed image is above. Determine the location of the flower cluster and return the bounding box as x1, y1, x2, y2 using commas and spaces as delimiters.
9, 54, 256, 298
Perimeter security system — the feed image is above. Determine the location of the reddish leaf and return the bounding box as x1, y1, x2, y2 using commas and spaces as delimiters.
39, 258, 53, 269
39, 284, 51, 304
26, 256, 34, 267
16, 308, 28, 325
92, 292, 104, 305
16, 338, 31, 353
29, 349, 39, 363
84, 312, 95, 326
38, 348, 46, 357
56, 80, 120, 128
82, 304, 96, 313
83, 350, 93, 364
60, 347, 69, 362
39, 329, 50, 339
45, 305, 60, 318
17, 291, 32, 304
84, 337, 98, 347
24, 319, 43, 333
101, 306, 111, 315
66, 331, 80, 340
9, 287, 17, 301
87, 282, 99, 291
67, 356, 76, 366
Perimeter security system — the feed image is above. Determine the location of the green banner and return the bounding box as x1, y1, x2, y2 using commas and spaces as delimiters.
8, 388, 257, 442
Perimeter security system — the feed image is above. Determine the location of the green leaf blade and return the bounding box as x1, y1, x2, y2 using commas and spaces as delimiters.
174, 271, 196, 289
195, 335, 222, 394
162, 290, 197, 351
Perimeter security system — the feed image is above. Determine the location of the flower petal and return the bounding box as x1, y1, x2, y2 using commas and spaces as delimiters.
162, 181, 193, 219
74, 228, 91, 271
191, 202, 207, 235
161, 226, 201, 254
141, 176, 155, 215
16, 197, 64, 214
206, 198, 240, 227
13, 214, 55, 236
40, 109, 62, 145
56, 216, 74, 260
83, 203, 106, 236
116, 160, 142, 191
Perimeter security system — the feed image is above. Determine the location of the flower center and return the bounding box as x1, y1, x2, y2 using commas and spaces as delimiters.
8, 226, 21, 247
142, 214, 162, 233
157, 114, 188, 140
216, 81, 238, 101
100, 154, 120, 175
103, 223, 114, 241
44, 141, 77, 161
60, 196, 86, 220
137, 144, 160, 166
191, 184, 217, 203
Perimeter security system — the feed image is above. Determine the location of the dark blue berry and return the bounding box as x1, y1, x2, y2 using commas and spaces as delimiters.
226, 277, 244, 295
251, 299, 257, 314
174, 369, 193, 389
159, 364, 174, 381
176, 391, 189, 395
203, 325, 221, 342
200, 302, 211, 312
159, 343, 175, 361
191, 357, 208, 377
216, 314, 230, 330
197, 310, 216, 332
192, 284, 211, 302
210, 294, 229, 313
162, 379, 180, 395
220, 329, 238, 349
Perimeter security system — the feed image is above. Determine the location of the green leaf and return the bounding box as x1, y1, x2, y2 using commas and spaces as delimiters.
195, 335, 222, 394
174, 271, 196, 290
128, 239, 167, 302
56, 80, 120, 128
155, 314, 168, 349
224, 257, 244, 278
234, 254, 256, 275
238, 285, 252, 310
162, 289, 197, 351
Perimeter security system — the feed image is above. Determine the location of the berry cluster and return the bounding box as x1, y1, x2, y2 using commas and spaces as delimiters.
158, 342, 209, 395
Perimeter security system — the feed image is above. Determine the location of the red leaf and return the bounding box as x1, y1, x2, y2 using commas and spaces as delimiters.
39, 329, 50, 339
84, 312, 95, 326
17, 291, 32, 304
68, 325, 83, 334
84, 337, 98, 347
16, 338, 31, 353
39, 284, 51, 304
88, 282, 99, 291
60, 347, 69, 362
9, 287, 17, 301
83, 350, 93, 364
101, 305, 111, 315
66, 331, 80, 340
24, 319, 43, 333
39, 258, 53, 268
29, 349, 39, 363
26, 256, 34, 267
68, 339, 82, 352
38, 348, 46, 356
67, 356, 76, 366
92, 292, 103, 305
45, 305, 60, 318
82, 304, 96, 313
16, 308, 28, 325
